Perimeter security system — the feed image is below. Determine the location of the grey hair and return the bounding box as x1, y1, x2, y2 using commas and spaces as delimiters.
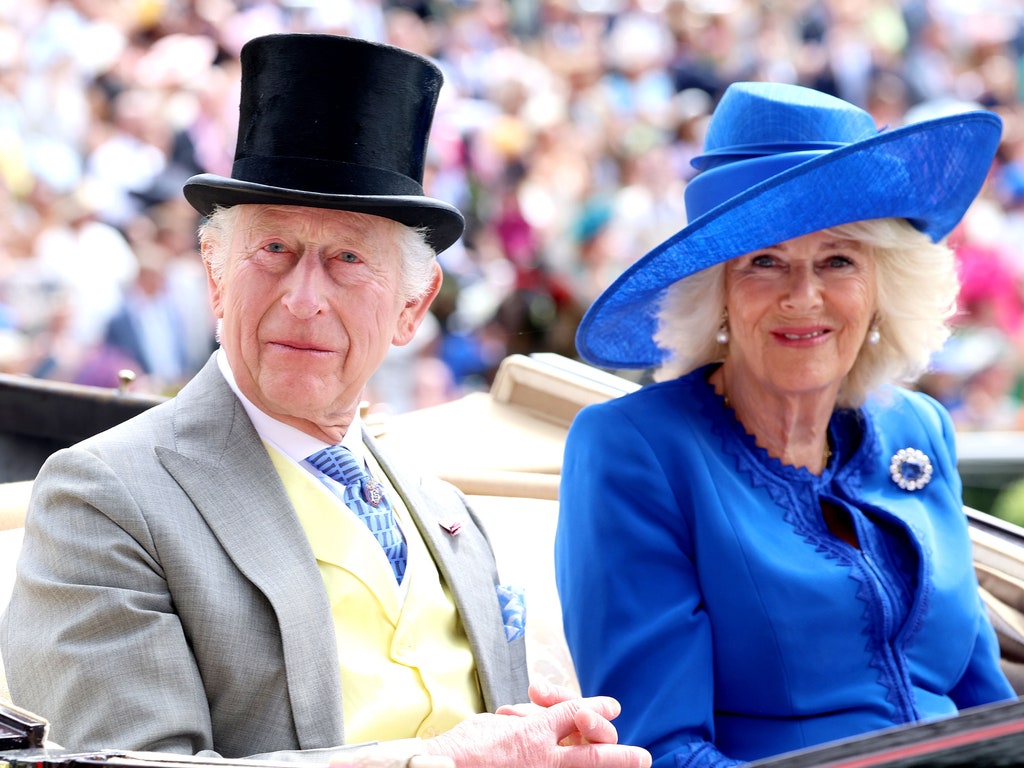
652, 218, 960, 408
197, 205, 437, 303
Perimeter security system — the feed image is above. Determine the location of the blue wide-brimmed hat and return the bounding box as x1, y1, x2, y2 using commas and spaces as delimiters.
576, 81, 1003, 369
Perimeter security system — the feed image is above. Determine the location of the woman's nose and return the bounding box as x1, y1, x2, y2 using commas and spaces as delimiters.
782, 265, 824, 309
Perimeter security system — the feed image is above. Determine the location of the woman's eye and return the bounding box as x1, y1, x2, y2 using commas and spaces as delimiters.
266, 242, 287, 253
751, 254, 776, 268
825, 255, 854, 268
339, 251, 360, 264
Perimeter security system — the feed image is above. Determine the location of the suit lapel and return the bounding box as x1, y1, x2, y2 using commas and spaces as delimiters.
155, 359, 346, 748
366, 434, 528, 711
146, 358, 525, 740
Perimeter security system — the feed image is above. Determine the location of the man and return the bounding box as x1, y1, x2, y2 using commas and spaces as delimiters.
0, 33, 650, 768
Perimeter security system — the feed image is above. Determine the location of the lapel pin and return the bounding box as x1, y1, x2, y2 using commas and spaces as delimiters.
439, 519, 463, 536
361, 477, 384, 507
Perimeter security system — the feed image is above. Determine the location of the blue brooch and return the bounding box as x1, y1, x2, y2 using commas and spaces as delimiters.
889, 448, 933, 491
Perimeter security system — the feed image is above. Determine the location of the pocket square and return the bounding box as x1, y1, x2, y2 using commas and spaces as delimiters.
495, 584, 526, 642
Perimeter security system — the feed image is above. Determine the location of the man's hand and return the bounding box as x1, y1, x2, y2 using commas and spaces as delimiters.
496, 684, 620, 746
422, 689, 652, 768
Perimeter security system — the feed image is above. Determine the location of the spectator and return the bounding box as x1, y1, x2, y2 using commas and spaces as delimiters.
0, 0, 1017, 431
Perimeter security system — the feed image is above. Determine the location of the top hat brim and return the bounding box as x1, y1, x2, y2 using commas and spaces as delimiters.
183, 174, 466, 255
575, 111, 1003, 370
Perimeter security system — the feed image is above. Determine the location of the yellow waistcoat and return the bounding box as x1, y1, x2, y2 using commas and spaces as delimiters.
266, 445, 484, 742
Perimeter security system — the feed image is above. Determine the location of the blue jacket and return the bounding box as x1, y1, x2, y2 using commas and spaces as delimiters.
555, 365, 1015, 768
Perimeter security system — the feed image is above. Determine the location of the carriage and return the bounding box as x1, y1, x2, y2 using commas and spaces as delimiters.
1, 353, 1023, 766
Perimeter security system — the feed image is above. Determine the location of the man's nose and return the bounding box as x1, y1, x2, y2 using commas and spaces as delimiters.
281, 254, 328, 319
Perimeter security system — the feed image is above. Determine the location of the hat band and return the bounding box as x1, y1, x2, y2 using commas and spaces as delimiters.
692, 140, 850, 170
231, 156, 426, 197
684, 149, 829, 221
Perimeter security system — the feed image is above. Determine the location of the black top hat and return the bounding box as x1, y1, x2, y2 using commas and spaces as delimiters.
183, 33, 465, 253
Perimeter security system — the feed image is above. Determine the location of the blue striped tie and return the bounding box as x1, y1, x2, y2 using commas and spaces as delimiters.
306, 445, 407, 583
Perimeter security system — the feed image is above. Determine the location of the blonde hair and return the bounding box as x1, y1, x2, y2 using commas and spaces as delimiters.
652, 218, 959, 407
197, 205, 437, 303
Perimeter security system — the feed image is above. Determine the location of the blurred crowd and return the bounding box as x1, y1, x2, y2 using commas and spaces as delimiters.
2, 0, 1024, 426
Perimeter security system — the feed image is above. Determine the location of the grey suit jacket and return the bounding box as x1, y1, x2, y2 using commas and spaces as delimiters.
1, 355, 529, 759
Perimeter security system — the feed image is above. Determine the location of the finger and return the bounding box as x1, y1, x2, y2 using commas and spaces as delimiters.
528, 682, 582, 707
555, 743, 653, 768
527, 685, 625, 724
544, 697, 622, 743
573, 706, 619, 745
570, 694, 622, 721
495, 701, 541, 717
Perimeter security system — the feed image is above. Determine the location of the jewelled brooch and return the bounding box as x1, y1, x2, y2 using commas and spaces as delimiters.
361, 477, 384, 507
889, 447, 933, 491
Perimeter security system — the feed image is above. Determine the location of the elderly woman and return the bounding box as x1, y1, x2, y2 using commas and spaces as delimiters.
555, 82, 1018, 768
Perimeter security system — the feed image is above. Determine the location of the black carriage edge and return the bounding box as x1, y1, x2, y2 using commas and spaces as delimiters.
0, 354, 1022, 768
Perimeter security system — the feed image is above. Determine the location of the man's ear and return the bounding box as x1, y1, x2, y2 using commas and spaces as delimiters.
392, 262, 443, 346
202, 241, 225, 320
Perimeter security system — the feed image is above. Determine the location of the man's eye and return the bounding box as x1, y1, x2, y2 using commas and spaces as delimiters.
266, 242, 287, 253
339, 251, 360, 263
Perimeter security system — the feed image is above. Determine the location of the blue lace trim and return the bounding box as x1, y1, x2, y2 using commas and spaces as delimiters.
676, 740, 744, 768
692, 366, 926, 723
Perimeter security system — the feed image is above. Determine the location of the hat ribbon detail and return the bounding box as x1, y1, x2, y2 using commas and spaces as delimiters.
686, 147, 834, 221
231, 156, 426, 197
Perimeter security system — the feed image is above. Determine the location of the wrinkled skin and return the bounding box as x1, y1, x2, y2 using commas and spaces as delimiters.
206, 204, 441, 443
421, 684, 653, 768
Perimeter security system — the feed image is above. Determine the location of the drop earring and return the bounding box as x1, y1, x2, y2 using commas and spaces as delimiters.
867, 324, 880, 346
716, 311, 729, 345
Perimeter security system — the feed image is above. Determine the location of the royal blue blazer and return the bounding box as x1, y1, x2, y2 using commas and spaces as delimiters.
555, 365, 1016, 768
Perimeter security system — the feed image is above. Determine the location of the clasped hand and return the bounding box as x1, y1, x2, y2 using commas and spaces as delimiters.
421, 683, 652, 768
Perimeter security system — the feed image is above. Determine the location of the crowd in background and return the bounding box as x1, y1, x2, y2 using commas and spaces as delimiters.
1, 0, 1024, 426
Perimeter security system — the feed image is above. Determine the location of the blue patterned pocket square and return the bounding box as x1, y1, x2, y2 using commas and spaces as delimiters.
495, 584, 526, 642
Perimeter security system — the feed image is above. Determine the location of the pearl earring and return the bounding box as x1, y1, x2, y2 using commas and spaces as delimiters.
716, 312, 729, 345
867, 325, 880, 345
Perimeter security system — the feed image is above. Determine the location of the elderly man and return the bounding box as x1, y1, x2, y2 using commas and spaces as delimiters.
0, 32, 650, 768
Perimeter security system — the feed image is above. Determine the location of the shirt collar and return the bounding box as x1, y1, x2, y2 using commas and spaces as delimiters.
215, 348, 366, 465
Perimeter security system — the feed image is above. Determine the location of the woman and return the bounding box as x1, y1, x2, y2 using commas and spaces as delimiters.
555, 81, 1018, 768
